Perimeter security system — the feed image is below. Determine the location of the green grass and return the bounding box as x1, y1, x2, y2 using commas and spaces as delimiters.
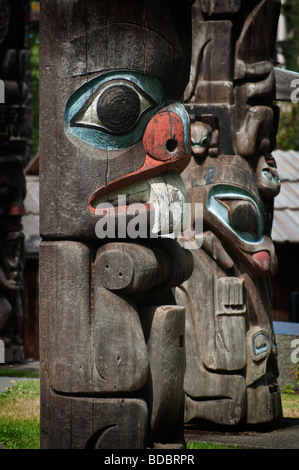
281, 391, 299, 418
0, 379, 40, 449
187, 441, 236, 449
0, 378, 40, 400
0, 379, 297, 450
0, 379, 237, 450
0, 419, 40, 449
0, 369, 39, 378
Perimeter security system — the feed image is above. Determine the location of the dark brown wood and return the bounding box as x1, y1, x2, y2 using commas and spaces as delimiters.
178, 0, 283, 426
40, 0, 286, 442
95, 241, 193, 293
39, 0, 193, 240
140, 305, 185, 444
39, 0, 194, 449
40, 392, 148, 449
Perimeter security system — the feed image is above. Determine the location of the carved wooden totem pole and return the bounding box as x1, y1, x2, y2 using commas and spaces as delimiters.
176, 0, 283, 426
0, 0, 31, 362
39, 0, 195, 449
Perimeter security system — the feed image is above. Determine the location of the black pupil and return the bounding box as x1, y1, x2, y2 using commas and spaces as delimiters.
97, 84, 141, 133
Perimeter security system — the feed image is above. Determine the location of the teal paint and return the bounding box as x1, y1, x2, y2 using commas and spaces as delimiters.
253, 332, 269, 356
64, 71, 165, 150
64, 71, 190, 152
207, 184, 264, 245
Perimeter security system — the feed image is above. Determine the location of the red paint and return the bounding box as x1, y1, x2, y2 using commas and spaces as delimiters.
7, 206, 26, 216
252, 251, 271, 274
143, 111, 188, 162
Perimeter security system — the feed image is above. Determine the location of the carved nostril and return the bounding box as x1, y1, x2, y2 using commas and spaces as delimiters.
166, 138, 178, 152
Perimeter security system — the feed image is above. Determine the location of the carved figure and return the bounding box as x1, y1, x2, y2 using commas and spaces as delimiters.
0, 0, 31, 362
176, 0, 283, 426
39, 0, 194, 449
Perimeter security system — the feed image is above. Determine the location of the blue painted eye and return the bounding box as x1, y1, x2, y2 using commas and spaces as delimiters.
64, 72, 164, 150
199, 133, 212, 147
207, 185, 264, 244
71, 79, 156, 135
191, 132, 212, 147
253, 332, 269, 356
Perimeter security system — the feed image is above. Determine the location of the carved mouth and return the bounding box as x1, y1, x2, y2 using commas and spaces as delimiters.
88, 149, 189, 214
90, 169, 189, 236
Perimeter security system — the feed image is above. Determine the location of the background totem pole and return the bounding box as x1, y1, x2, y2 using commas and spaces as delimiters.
39, 0, 195, 449
0, 0, 32, 362
176, 0, 283, 426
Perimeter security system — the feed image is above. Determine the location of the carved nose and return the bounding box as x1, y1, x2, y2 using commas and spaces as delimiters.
143, 107, 190, 171
88, 105, 190, 213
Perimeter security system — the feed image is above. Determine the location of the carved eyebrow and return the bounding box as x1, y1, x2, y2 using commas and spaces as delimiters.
64, 72, 165, 150
69, 79, 157, 135
65, 71, 165, 123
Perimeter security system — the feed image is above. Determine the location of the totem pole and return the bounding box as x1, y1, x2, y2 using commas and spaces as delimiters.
39, 0, 194, 449
0, 0, 31, 362
176, 0, 283, 426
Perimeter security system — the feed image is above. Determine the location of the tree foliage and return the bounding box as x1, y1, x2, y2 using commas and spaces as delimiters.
276, 104, 299, 150
281, 0, 299, 73
275, 0, 299, 150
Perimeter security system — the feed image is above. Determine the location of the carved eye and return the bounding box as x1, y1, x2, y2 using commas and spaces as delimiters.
71, 79, 156, 135
191, 132, 211, 148
199, 133, 211, 147
207, 185, 264, 244
217, 199, 260, 238
253, 332, 269, 356
64, 72, 164, 150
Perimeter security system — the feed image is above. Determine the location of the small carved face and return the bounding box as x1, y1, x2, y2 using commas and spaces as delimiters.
255, 154, 280, 198
247, 327, 278, 385
190, 121, 212, 157
246, 325, 281, 422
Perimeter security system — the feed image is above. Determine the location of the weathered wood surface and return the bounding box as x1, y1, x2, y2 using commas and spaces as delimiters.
140, 305, 185, 444
40, 238, 193, 448
39, 0, 193, 240
39, 0, 195, 448
95, 240, 193, 293
40, 389, 149, 449
40, 0, 285, 444
178, 0, 283, 426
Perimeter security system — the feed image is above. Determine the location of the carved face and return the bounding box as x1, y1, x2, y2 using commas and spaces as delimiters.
190, 121, 212, 157
245, 313, 281, 423
182, 151, 277, 276
39, 0, 193, 240
247, 326, 278, 387
63, 71, 191, 237
255, 154, 280, 199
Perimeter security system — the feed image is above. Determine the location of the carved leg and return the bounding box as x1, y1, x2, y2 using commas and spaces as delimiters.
40, 239, 192, 448
141, 305, 185, 448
